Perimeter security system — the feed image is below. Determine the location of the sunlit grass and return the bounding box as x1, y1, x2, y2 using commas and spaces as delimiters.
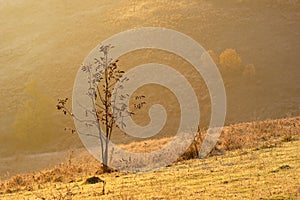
1, 138, 299, 199
0, 117, 299, 199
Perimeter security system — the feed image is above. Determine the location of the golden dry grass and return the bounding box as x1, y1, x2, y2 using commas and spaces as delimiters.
1, 139, 299, 199
0, 117, 299, 199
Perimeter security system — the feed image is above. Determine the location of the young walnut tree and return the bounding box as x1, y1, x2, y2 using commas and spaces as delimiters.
57, 44, 146, 172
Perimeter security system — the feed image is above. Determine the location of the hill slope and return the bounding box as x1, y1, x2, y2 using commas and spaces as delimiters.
0, 117, 299, 199
0, 0, 300, 155
1, 138, 299, 199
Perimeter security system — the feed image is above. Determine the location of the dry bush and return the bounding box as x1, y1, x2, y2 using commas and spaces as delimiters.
181, 117, 299, 159
216, 117, 299, 152
219, 49, 242, 72
179, 127, 206, 161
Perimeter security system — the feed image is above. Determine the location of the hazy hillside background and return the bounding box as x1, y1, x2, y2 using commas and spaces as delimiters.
0, 0, 299, 158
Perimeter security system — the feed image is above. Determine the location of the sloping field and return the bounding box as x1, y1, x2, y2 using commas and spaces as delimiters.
0, 0, 299, 155
0, 116, 299, 180
0, 117, 299, 199
1, 138, 299, 199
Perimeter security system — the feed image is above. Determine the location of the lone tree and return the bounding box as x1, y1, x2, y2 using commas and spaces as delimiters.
57, 44, 146, 172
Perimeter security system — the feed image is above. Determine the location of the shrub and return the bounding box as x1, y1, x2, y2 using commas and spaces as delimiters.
219, 49, 242, 72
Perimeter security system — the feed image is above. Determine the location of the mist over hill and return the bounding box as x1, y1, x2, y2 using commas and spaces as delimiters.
0, 0, 299, 156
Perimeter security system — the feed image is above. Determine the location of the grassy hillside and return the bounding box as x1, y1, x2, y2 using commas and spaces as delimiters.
0, 136, 299, 199
0, 0, 299, 156
0, 117, 299, 199
1, 1, 299, 198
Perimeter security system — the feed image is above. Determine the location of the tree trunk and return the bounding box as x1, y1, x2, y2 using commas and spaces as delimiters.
103, 136, 110, 172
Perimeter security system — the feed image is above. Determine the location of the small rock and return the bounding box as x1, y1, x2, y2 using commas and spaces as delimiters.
279, 165, 292, 170
84, 176, 104, 184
